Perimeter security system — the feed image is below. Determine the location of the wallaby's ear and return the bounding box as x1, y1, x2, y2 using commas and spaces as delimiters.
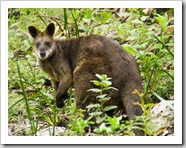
45, 23, 55, 36
28, 26, 40, 38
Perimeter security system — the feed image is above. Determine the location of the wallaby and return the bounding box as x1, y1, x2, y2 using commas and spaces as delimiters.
28, 23, 143, 135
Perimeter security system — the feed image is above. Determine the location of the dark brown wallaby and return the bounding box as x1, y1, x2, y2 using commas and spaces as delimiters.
28, 23, 143, 136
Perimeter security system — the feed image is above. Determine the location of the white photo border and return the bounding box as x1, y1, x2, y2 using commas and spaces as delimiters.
1, 0, 182, 144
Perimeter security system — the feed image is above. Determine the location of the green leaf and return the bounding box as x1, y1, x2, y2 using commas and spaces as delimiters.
87, 88, 101, 93
106, 87, 118, 91
10, 22, 20, 28
151, 43, 162, 50
101, 74, 107, 80
86, 103, 101, 109
127, 35, 139, 41
141, 16, 148, 21
107, 116, 122, 131
103, 105, 118, 111
144, 103, 155, 110
96, 116, 106, 124
43, 115, 53, 126
88, 121, 95, 125
95, 74, 102, 80
23, 40, 30, 49
85, 11, 92, 19
123, 44, 135, 55
72, 9, 79, 20
152, 91, 174, 110
131, 19, 143, 24
89, 111, 102, 117
100, 97, 110, 102
99, 123, 112, 133
90, 80, 102, 86
155, 13, 168, 32
96, 94, 108, 99
102, 80, 112, 86
79, 25, 89, 32
78, 120, 89, 127
107, 116, 117, 124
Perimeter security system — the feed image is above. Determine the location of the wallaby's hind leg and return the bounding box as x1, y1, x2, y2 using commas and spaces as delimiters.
122, 92, 144, 136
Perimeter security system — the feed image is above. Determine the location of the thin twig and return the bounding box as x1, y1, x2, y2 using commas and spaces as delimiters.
39, 15, 64, 22
37, 15, 47, 26
50, 18, 64, 33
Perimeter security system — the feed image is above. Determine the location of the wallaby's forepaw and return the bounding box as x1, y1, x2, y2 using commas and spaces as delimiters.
56, 99, 64, 108
56, 92, 69, 108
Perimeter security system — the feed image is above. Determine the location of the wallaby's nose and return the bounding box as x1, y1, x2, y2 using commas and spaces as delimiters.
40, 48, 46, 58
40, 52, 46, 58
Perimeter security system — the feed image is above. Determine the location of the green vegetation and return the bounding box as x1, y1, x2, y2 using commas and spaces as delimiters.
8, 8, 174, 136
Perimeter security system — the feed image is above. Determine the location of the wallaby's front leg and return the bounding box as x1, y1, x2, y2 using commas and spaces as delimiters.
56, 78, 72, 108
53, 81, 59, 91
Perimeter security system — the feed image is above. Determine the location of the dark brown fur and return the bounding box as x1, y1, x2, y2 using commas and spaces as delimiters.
28, 23, 143, 135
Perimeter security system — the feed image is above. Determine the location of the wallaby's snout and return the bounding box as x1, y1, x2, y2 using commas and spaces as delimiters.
39, 48, 46, 59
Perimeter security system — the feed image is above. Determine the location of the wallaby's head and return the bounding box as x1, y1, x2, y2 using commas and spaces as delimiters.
28, 23, 56, 60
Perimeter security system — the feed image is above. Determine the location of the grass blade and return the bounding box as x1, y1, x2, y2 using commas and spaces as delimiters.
154, 35, 174, 58
71, 10, 79, 37
64, 8, 70, 39
17, 62, 37, 135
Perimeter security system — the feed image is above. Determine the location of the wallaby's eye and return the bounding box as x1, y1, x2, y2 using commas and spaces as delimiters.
45, 41, 52, 47
35, 42, 40, 48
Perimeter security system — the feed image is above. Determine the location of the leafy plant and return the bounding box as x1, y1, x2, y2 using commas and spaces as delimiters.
87, 74, 118, 124
124, 11, 174, 102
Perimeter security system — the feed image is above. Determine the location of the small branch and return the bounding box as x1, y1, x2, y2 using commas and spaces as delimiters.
39, 15, 64, 22
38, 15, 64, 35
37, 15, 47, 26
50, 18, 64, 33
